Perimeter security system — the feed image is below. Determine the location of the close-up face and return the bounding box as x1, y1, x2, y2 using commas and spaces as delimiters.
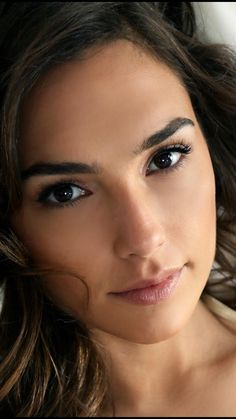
11, 39, 216, 344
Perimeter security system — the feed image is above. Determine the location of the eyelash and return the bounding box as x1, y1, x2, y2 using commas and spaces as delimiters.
146, 141, 192, 176
36, 141, 192, 209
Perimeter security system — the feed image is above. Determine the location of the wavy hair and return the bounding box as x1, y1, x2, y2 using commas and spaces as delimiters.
0, 2, 235, 416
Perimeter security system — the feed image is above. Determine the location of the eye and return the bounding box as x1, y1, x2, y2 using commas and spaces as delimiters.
47, 184, 84, 203
37, 182, 90, 207
147, 144, 192, 175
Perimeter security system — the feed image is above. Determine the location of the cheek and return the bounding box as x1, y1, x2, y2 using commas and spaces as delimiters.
11, 209, 108, 319
10, 204, 113, 311
172, 149, 216, 267
11, 207, 104, 269
41, 273, 90, 318
185, 175, 216, 256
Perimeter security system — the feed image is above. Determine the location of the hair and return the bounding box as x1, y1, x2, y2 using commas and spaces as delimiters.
0, 1, 235, 416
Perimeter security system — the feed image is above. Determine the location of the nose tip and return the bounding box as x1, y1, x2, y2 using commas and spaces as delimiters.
129, 235, 164, 258
114, 217, 165, 260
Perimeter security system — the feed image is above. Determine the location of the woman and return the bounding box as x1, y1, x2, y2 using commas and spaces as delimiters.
0, 2, 236, 416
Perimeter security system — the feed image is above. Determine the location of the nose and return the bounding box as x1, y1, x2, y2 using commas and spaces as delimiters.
112, 186, 165, 260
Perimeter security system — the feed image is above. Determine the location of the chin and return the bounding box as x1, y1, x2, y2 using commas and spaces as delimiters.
105, 316, 188, 345
124, 308, 194, 345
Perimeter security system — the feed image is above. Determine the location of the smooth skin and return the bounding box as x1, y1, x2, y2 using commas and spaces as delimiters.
11, 40, 236, 416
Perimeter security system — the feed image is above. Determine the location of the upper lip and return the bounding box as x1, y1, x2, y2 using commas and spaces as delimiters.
110, 267, 183, 294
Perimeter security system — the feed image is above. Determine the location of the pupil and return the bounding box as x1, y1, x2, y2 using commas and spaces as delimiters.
54, 185, 73, 202
155, 152, 172, 168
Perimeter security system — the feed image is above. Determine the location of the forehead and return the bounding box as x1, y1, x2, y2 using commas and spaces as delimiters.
20, 40, 194, 166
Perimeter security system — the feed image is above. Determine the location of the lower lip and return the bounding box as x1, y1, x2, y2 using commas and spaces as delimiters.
110, 270, 183, 306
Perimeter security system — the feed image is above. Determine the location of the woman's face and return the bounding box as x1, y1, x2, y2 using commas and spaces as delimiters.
11, 40, 216, 343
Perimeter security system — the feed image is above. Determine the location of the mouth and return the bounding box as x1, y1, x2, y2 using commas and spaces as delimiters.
108, 267, 184, 306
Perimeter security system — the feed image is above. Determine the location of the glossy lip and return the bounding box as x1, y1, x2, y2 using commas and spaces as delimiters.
109, 267, 184, 306
110, 267, 183, 293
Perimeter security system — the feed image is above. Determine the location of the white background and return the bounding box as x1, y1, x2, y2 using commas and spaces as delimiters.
192, 2, 236, 49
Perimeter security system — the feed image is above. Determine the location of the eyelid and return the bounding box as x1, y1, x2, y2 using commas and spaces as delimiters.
146, 137, 191, 161
152, 137, 192, 153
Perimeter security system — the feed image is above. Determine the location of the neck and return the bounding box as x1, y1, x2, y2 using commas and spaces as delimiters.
92, 300, 233, 415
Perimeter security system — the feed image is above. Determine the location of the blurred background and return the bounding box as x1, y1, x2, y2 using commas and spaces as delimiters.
192, 2, 236, 49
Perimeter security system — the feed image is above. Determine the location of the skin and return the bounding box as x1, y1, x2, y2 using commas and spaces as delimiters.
11, 40, 236, 416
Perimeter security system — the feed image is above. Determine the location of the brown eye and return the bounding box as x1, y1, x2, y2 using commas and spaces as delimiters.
53, 184, 75, 202
153, 151, 175, 169
47, 184, 85, 203
38, 182, 89, 207
148, 150, 181, 172
147, 144, 192, 175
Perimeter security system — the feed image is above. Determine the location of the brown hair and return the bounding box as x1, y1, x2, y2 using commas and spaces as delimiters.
0, 2, 235, 416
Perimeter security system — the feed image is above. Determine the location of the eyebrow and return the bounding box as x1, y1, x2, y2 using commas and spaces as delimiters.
21, 117, 194, 181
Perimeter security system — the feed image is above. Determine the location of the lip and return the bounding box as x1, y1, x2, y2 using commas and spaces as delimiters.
109, 267, 184, 306
110, 268, 183, 293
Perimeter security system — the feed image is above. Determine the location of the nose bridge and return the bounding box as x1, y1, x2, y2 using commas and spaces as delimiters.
112, 182, 165, 259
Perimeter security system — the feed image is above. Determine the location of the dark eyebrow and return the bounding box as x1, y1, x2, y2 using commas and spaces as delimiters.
21, 117, 194, 181
133, 117, 194, 155
21, 161, 100, 181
